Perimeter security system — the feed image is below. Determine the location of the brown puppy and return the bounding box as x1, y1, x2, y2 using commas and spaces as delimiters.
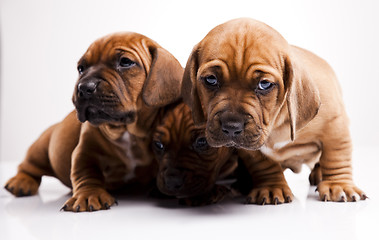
152, 101, 236, 205
4, 32, 183, 212
182, 18, 367, 204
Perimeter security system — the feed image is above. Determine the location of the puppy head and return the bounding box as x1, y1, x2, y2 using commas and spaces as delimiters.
73, 32, 183, 126
182, 18, 320, 150
152, 102, 234, 198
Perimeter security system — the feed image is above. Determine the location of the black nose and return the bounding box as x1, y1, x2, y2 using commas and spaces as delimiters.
78, 81, 98, 98
220, 112, 244, 137
164, 169, 184, 191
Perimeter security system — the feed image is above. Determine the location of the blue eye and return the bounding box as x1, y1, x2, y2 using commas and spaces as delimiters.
153, 141, 164, 151
77, 65, 84, 74
194, 137, 209, 151
258, 80, 273, 90
203, 75, 218, 87
119, 57, 136, 68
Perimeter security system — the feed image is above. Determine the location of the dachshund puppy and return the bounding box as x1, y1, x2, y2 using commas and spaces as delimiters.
182, 18, 366, 204
4, 32, 183, 211
152, 102, 237, 206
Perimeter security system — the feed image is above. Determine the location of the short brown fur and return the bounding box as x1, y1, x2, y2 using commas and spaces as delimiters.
4, 32, 183, 211
182, 18, 366, 204
152, 102, 236, 205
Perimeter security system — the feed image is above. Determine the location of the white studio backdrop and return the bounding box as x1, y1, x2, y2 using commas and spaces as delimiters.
1, 0, 378, 163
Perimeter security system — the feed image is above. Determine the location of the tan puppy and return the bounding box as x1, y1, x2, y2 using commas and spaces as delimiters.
182, 18, 367, 204
4, 32, 183, 212
152, 101, 237, 205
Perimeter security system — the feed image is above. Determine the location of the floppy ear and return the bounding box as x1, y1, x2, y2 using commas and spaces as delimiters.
285, 55, 321, 141
181, 45, 206, 124
142, 47, 183, 107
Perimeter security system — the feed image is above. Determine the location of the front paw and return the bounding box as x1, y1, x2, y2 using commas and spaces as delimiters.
316, 181, 367, 202
246, 184, 293, 205
179, 185, 230, 206
4, 172, 40, 197
61, 188, 116, 212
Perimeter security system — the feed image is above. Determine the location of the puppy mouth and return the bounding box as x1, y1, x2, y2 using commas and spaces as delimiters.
76, 105, 136, 125
206, 129, 262, 150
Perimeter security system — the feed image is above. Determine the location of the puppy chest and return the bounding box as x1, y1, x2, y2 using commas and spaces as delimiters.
260, 140, 321, 164
102, 132, 153, 188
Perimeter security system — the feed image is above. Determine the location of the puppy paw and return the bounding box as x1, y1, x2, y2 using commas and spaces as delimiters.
61, 188, 116, 212
245, 185, 293, 205
4, 172, 40, 197
316, 181, 367, 202
179, 185, 230, 206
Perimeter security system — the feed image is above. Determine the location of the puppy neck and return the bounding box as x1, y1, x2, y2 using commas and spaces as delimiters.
99, 124, 128, 141
99, 109, 159, 141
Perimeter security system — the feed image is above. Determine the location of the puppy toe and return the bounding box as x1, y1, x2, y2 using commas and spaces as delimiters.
330, 185, 345, 202
316, 182, 331, 201
346, 186, 367, 201
283, 188, 294, 203
245, 188, 259, 204
61, 197, 77, 211
348, 192, 360, 202
88, 195, 102, 211
72, 197, 88, 212
99, 192, 115, 210
257, 189, 270, 205
271, 188, 285, 204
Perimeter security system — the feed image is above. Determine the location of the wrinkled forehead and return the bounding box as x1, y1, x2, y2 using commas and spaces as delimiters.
155, 104, 194, 138
198, 19, 288, 73
80, 33, 153, 65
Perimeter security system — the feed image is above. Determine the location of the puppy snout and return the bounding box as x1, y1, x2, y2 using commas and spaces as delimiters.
220, 112, 244, 137
77, 80, 99, 98
164, 169, 184, 191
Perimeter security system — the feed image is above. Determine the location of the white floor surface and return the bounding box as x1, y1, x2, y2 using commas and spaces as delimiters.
1, 147, 378, 240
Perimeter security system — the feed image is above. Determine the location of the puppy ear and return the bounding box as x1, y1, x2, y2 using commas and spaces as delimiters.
181, 45, 206, 124
285, 55, 321, 141
142, 47, 183, 107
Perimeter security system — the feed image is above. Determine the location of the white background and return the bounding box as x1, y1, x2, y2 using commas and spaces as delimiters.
1, 1, 379, 240
1, 0, 379, 163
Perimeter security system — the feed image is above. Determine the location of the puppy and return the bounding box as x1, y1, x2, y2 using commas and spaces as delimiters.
4, 32, 183, 212
182, 18, 367, 204
152, 101, 237, 205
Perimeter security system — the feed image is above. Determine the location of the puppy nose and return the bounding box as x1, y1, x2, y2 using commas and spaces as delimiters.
222, 122, 243, 137
220, 112, 244, 137
164, 169, 184, 191
78, 81, 98, 98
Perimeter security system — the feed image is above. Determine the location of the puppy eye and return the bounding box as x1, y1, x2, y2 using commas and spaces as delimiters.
202, 75, 219, 88
194, 137, 209, 152
257, 80, 274, 91
119, 57, 136, 68
77, 65, 84, 74
153, 140, 164, 152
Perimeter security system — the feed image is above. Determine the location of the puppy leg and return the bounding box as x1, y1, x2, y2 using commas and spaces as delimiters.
239, 150, 293, 205
317, 120, 367, 202
309, 163, 322, 186
4, 125, 56, 197
61, 155, 116, 212
61, 161, 117, 212
61, 124, 116, 212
